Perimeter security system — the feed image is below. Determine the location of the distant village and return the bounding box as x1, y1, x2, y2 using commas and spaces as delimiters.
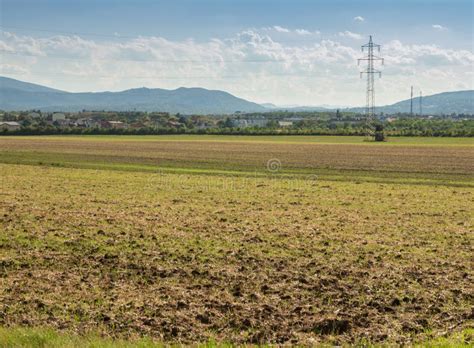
0, 110, 365, 132
0, 109, 471, 136
1, 112, 134, 131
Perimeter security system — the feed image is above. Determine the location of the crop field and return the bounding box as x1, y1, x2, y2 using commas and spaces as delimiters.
0, 135, 473, 346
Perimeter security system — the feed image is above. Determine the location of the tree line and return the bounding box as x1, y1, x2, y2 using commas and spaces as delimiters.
1, 110, 473, 137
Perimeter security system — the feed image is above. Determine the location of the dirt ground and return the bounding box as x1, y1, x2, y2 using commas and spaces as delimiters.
0, 136, 473, 344
1, 136, 473, 175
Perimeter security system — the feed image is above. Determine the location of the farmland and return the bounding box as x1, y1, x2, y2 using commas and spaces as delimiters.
0, 135, 473, 346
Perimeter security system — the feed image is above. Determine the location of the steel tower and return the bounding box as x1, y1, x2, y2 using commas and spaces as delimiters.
358, 35, 384, 139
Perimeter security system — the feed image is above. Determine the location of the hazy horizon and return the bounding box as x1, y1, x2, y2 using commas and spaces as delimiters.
3, 75, 474, 110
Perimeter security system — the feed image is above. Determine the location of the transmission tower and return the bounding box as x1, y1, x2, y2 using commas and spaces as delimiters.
410, 86, 414, 116
358, 35, 384, 139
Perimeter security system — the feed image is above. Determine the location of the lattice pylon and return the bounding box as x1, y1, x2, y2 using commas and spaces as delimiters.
358, 35, 384, 140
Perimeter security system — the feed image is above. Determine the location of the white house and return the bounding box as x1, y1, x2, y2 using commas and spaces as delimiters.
76, 118, 97, 127
278, 121, 293, 127
56, 119, 72, 127
0, 121, 21, 131
102, 120, 127, 129
232, 118, 268, 128
52, 113, 66, 121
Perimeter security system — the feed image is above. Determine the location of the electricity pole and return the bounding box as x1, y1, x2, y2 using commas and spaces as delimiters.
358, 35, 384, 140
410, 86, 414, 116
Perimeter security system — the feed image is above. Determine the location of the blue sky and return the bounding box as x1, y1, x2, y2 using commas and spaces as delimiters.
1, 0, 473, 106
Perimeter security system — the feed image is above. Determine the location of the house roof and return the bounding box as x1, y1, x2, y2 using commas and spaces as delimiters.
0, 121, 21, 126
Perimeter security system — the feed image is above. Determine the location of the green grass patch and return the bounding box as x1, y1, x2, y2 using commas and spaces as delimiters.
3, 134, 473, 146
0, 327, 472, 347
0, 327, 163, 348
0, 150, 471, 187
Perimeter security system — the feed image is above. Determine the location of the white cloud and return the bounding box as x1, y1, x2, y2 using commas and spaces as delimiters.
295, 29, 311, 36
0, 30, 472, 106
353, 16, 365, 22
384, 40, 474, 66
262, 27, 319, 36
273, 26, 290, 33
0, 40, 14, 52
338, 31, 364, 40
432, 24, 448, 31
0, 63, 28, 75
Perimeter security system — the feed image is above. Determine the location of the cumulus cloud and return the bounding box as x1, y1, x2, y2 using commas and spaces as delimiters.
353, 16, 365, 22
384, 40, 474, 66
295, 29, 311, 36
273, 26, 290, 33
0, 30, 471, 106
432, 24, 448, 31
338, 31, 364, 40
263, 26, 319, 36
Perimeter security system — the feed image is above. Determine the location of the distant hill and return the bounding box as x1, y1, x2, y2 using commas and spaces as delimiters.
262, 91, 473, 115
267, 106, 332, 112
1, 76, 472, 115
0, 76, 65, 93
379, 90, 474, 115
265, 91, 473, 115
0, 76, 266, 114
344, 90, 474, 115
260, 103, 278, 109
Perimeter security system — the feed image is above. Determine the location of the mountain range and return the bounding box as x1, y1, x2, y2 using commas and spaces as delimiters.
0, 77, 266, 114
0, 76, 472, 115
